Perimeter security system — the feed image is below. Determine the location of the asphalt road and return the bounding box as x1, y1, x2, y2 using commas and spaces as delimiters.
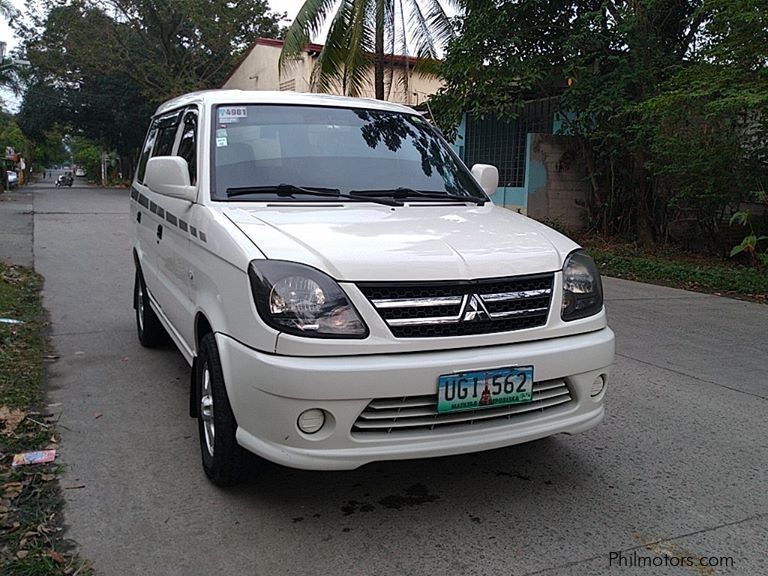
30, 185, 767, 576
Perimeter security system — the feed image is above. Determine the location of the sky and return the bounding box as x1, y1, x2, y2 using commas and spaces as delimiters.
0, 0, 23, 54
0, 0, 27, 111
273, 0, 308, 22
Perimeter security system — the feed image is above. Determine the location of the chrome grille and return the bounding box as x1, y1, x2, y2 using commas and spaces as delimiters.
352, 379, 572, 437
358, 273, 554, 338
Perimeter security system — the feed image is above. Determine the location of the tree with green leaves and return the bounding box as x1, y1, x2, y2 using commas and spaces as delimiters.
15, 0, 284, 177
18, 0, 284, 101
433, 0, 767, 248
280, 0, 457, 99
96, 0, 284, 100
641, 0, 768, 250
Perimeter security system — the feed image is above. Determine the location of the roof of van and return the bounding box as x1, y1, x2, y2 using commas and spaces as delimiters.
154, 90, 418, 117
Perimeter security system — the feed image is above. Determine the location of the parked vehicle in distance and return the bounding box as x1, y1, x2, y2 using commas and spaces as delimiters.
131, 90, 615, 486
75, 168, 85, 177
6, 171, 18, 189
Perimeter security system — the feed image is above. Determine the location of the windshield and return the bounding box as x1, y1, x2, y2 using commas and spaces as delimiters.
211, 104, 486, 201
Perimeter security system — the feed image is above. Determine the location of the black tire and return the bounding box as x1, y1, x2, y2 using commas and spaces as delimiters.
134, 269, 168, 347
196, 333, 247, 486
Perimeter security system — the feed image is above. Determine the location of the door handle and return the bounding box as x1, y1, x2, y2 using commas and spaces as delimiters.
156, 224, 163, 241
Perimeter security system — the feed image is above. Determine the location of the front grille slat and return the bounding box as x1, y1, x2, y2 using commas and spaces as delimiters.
537, 380, 577, 393
353, 396, 571, 430
367, 396, 434, 410
359, 273, 554, 338
487, 306, 549, 319
387, 315, 463, 326
479, 288, 552, 302
371, 296, 464, 308
357, 387, 570, 421
358, 406, 437, 420
352, 380, 573, 436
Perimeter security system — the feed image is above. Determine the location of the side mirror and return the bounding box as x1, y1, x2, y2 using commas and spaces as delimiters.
145, 156, 196, 202
471, 164, 499, 196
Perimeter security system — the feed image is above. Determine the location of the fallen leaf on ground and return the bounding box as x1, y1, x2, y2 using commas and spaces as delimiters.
63, 483, 86, 490
16, 550, 29, 559
2, 482, 24, 499
0, 406, 27, 435
40, 474, 56, 482
94, 412, 103, 419
48, 550, 66, 564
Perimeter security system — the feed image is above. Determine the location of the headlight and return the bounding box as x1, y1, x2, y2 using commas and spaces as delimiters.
248, 261, 368, 338
561, 250, 603, 321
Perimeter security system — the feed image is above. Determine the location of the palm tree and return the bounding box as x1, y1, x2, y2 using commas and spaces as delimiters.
0, 0, 21, 91
279, 0, 457, 100
0, 0, 14, 18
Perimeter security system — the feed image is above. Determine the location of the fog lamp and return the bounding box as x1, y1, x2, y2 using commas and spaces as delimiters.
591, 375, 606, 397
298, 409, 326, 434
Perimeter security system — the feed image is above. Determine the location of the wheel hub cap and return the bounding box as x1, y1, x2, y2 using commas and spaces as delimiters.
200, 365, 215, 457
137, 284, 145, 333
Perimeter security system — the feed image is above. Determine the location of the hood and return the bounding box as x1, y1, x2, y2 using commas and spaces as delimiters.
222, 203, 577, 281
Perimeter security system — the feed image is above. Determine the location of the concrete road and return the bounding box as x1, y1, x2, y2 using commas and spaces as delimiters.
32, 186, 767, 576
0, 187, 34, 267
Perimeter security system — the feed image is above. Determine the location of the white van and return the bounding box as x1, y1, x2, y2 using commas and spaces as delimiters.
130, 90, 614, 486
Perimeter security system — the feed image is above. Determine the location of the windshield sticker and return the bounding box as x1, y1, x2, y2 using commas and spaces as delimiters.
216, 128, 228, 138
218, 106, 248, 123
216, 137, 228, 147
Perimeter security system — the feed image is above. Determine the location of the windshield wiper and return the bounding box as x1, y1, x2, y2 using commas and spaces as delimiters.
350, 187, 487, 205
226, 184, 403, 207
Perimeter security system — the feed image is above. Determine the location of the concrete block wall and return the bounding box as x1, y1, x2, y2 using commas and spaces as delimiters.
526, 134, 589, 229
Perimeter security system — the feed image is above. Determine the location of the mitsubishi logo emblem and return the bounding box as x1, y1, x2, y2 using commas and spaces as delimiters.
461, 294, 490, 322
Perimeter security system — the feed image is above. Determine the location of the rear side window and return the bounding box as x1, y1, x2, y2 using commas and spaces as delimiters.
136, 126, 157, 184
153, 125, 178, 156
137, 110, 184, 185
151, 110, 183, 158
177, 111, 198, 185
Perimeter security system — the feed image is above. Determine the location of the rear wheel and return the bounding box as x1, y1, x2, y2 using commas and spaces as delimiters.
196, 333, 247, 486
134, 269, 168, 347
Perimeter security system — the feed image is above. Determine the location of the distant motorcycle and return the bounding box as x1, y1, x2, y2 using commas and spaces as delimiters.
56, 174, 73, 187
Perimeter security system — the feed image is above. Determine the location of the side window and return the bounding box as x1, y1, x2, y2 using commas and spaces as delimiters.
176, 111, 197, 185
137, 124, 157, 184
153, 124, 178, 157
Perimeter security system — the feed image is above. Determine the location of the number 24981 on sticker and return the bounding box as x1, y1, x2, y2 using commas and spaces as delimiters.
219, 107, 248, 120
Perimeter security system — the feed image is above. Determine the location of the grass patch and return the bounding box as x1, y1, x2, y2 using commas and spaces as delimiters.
580, 239, 768, 302
0, 263, 92, 575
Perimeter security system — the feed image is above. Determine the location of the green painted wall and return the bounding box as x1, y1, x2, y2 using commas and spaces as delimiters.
454, 113, 563, 211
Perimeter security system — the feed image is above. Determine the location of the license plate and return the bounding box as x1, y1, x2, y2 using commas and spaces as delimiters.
437, 366, 534, 413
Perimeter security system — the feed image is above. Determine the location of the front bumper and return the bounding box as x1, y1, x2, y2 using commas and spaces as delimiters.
216, 327, 615, 470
